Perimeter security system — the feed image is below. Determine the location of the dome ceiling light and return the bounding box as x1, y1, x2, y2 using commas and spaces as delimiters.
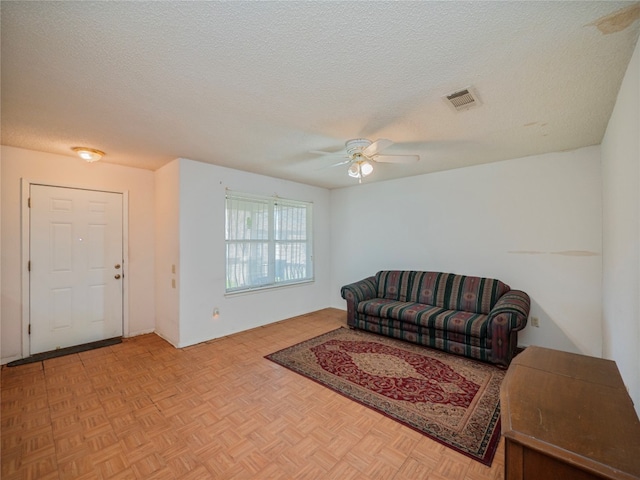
72, 147, 105, 163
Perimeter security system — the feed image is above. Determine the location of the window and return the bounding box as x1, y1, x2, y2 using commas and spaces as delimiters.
225, 192, 313, 293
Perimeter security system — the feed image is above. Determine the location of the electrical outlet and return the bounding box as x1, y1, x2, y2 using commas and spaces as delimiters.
531, 316, 540, 327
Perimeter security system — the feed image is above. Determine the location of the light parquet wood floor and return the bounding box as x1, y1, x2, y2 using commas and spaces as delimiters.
1, 308, 504, 479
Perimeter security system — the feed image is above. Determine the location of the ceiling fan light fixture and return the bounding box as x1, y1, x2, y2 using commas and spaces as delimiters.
348, 162, 361, 178
348, 160, 374, 180
72, 147, 105, 162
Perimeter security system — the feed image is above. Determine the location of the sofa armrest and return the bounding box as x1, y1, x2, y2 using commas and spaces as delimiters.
488, 290, 531, 331
487, 290, 530, 366
341, 276, 377, 326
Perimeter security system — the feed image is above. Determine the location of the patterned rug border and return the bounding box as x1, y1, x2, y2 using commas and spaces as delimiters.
265, 327, 502, 466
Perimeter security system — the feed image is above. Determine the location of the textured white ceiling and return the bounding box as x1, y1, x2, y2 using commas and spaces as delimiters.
2, 1, 639, 188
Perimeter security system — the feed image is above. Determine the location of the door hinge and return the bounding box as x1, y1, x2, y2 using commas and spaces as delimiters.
28, 197, 31, 208
28, 324, 31, 335
28, 260, 31, 272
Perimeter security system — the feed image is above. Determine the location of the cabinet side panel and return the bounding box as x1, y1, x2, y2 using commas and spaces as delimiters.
505, 440, 524, 480
524, 449, 604, 480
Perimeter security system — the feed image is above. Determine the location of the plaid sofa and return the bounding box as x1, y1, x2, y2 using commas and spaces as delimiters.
341, 271, 530, 367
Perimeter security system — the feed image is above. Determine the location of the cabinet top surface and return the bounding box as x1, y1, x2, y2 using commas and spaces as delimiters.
501, 346, 640, 479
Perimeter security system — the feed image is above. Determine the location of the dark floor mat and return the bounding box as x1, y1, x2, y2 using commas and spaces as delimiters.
6, 337, 122, 366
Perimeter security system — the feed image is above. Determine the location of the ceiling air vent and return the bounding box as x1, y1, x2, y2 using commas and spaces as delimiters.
443, 86, 481, 112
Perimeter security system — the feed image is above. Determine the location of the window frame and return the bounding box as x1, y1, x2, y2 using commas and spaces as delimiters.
225, 191, 314, 294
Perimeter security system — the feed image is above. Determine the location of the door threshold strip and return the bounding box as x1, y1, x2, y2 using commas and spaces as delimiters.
6, 337, 122, 367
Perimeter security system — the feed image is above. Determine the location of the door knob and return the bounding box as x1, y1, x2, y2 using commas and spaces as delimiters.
115, 264, 121, 269
114, 274, 121, 279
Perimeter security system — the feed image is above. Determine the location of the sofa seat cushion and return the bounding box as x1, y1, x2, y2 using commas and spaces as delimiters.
352, 315, 492, 362
357, 298, 489, 338
358, 298, 441, 322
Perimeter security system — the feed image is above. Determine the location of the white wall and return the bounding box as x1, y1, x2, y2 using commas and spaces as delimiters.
0, 146, 156, 363
331, 146, 603, 357
602, 38, 640, 412
154, 160, 181, 346
156, 158, 332, 348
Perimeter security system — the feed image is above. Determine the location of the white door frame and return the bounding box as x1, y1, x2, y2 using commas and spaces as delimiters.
20, 178, 130, 358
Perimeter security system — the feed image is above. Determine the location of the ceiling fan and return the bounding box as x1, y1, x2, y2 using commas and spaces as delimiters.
311, 138, 419, 183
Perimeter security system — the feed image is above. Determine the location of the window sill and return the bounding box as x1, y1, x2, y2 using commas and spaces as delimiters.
225, 279, 315, 297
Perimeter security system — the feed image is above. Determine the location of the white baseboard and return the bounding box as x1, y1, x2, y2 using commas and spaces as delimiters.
125, 329, 155, 338
1, 354, 23, 366
152, 330, 179, 348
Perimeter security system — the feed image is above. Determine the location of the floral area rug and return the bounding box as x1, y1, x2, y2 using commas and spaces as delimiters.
265, 327, 504, 465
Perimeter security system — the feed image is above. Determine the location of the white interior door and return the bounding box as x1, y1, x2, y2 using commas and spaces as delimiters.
30, 185, 124, 354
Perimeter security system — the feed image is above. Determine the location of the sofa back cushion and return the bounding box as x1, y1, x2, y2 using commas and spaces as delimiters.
375, 270, 510, 314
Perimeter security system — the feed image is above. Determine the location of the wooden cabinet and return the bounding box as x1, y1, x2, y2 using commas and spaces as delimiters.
500, 346, 640, 480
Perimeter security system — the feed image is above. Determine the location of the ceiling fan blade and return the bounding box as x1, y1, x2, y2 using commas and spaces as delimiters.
363, 138, 393, 157
328, 159, 352, 167
309, 149, 344, 156
316, 158, 352, 170
374, 154, 420, 164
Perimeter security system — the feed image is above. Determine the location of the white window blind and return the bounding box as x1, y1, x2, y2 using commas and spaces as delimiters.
225, 192, 313, 293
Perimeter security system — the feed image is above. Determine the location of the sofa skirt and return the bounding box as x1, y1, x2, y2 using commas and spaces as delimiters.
351, 314, 492, 364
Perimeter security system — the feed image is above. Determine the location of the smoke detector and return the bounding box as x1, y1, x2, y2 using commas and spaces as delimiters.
443, 86, 481, 112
